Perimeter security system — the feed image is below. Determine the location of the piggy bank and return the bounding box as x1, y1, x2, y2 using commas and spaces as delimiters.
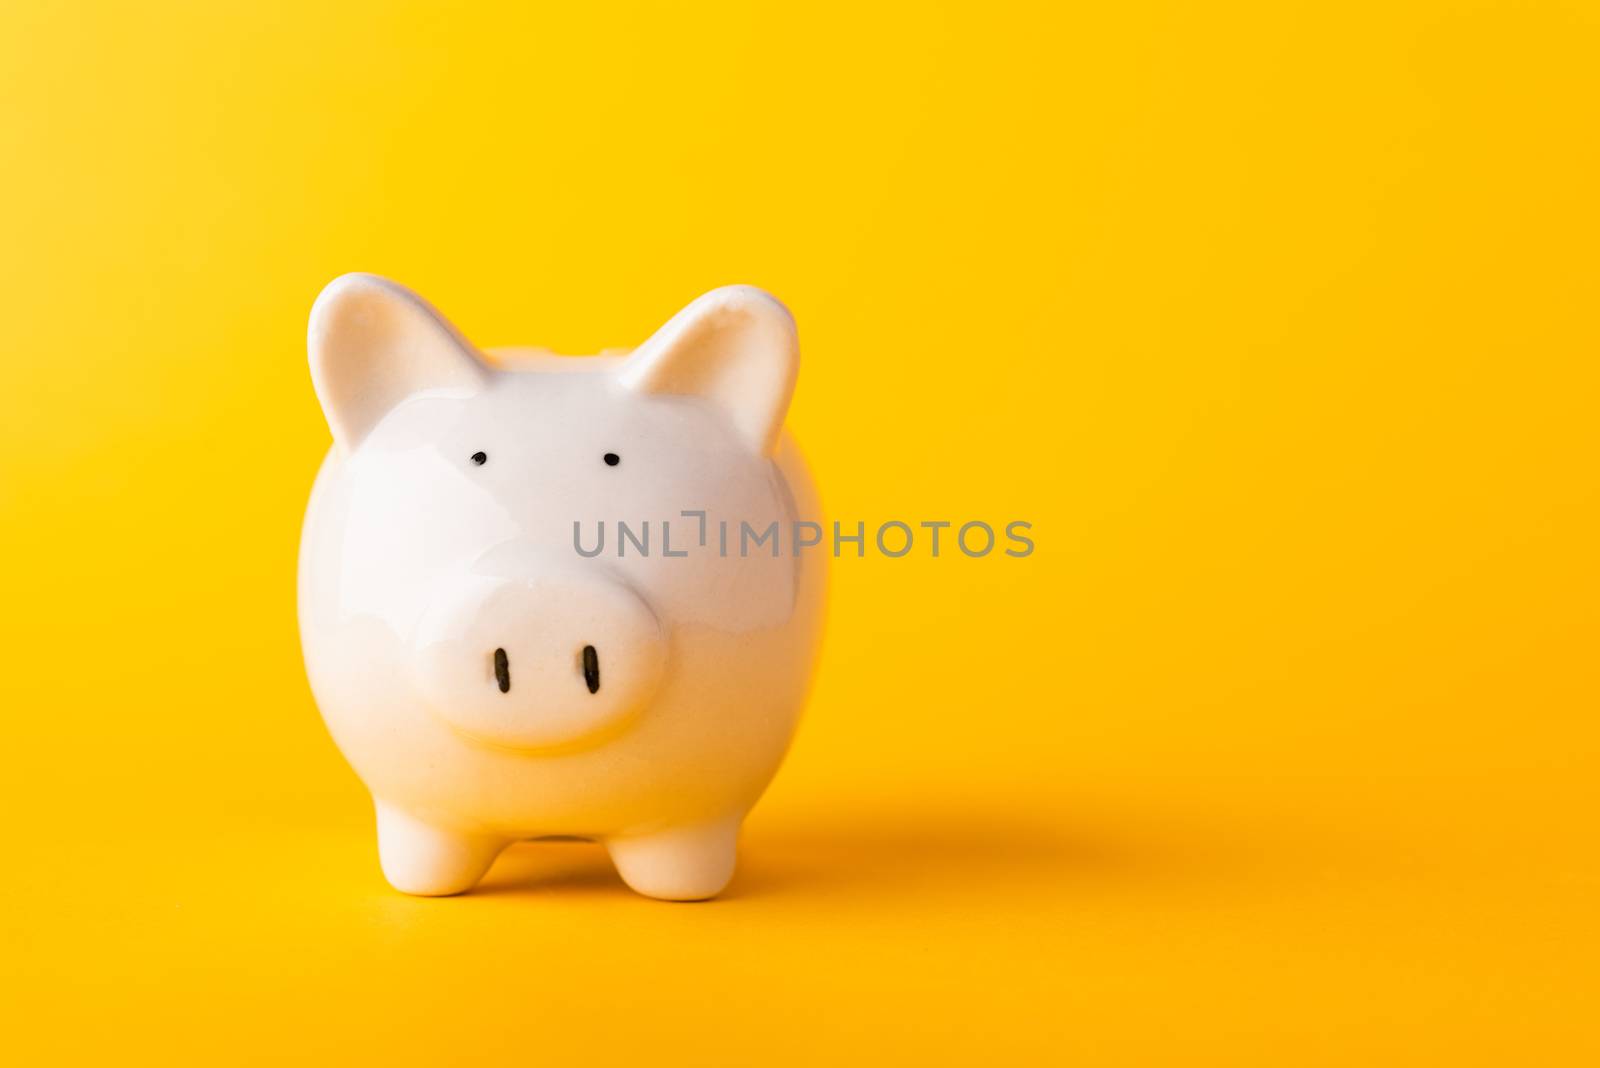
297, 274, 826, 899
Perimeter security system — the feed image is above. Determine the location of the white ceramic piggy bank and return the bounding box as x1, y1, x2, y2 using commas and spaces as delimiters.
298, 274, 826, 900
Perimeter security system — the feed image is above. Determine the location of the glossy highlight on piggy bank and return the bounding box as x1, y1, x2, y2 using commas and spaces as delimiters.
297, 275, 826, 900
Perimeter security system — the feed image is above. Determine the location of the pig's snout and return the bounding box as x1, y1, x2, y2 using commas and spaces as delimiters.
412, 570, 665, 752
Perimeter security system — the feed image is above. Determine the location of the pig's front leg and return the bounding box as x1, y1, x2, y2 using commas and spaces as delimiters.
374, 801, 507, 896
606, 818, 741, 901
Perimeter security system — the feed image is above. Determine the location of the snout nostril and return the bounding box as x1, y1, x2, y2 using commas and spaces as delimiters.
582, 645, 600, 694
493, 648, 511, 693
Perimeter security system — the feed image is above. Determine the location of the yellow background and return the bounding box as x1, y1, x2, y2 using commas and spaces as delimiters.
2, 1, 1597, 1062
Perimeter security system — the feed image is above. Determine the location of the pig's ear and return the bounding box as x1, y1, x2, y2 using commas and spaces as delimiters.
308, 273, 490, 453
618, 286, 799, 455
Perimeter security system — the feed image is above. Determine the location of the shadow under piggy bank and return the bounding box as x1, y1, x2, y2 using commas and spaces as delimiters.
465, 803, 1220, 905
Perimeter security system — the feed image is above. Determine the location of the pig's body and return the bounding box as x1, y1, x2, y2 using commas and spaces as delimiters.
297, 278, 826, 899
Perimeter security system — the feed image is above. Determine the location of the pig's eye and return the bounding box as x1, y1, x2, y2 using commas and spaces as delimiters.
470, 452, 487, 466
603, 453, 620, 467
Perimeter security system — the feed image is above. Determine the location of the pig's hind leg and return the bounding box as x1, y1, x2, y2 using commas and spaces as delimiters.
374, 801, 507, 896
606, 818, 741, 901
